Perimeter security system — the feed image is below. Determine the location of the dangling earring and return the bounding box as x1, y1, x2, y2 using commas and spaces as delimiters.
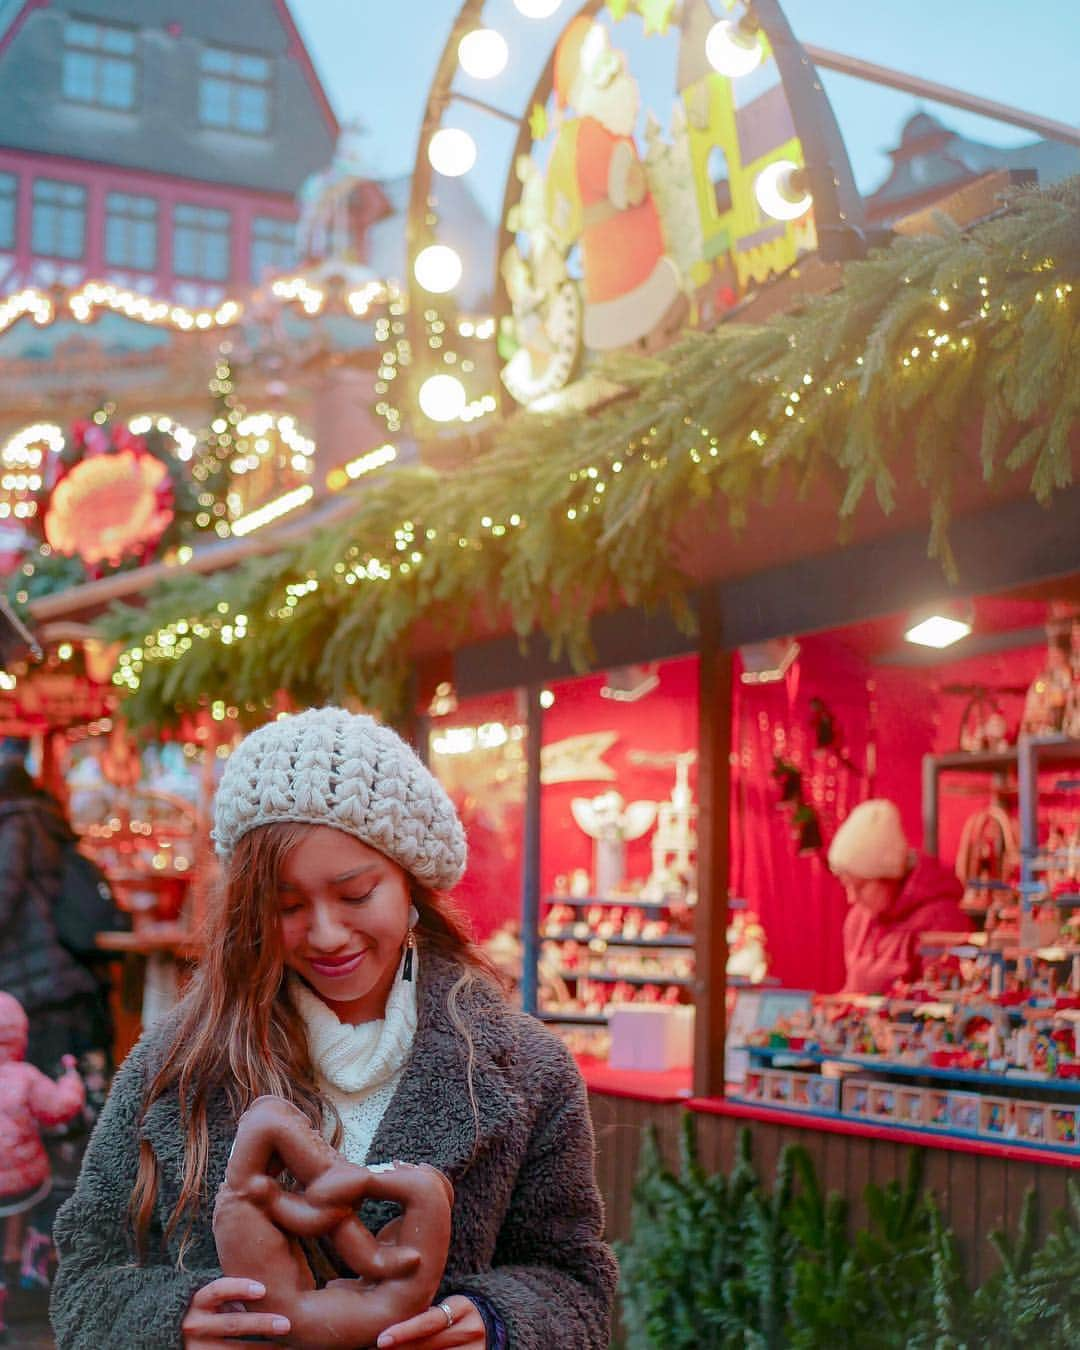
402, 928, 415, 982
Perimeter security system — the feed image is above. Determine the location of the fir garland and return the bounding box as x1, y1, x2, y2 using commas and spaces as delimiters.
101, 181, 1080, 728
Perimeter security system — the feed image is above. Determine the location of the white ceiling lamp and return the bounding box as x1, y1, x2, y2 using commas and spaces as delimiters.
413, 244, 463, 294
904, 615, 973, 649
458, 28, 509, 80
427, 127, 477, 177
514, 0, 562, 15
419, 374, 467, 422
705, 18, 764, 78
755, 159, 813, 221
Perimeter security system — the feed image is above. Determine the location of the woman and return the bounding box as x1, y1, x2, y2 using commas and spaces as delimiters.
50, 708, 616, 1349
828, 798, 969, 995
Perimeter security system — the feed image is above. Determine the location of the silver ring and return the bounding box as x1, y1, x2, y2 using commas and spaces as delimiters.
439, 1300, 455, 1328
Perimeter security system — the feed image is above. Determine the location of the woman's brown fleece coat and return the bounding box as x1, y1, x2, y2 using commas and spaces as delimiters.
50, 951, 616, 1349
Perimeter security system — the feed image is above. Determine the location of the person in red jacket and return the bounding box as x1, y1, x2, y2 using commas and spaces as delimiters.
0, 991, 84, 1341
828, 799, 970, 995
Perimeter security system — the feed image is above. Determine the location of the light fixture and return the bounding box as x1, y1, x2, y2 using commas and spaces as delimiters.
539, 688, 555, 709
600, 663, 660, 702
904, 615, 973, 649
413, 244, 463, 294
458, 28, 509, 80
514, 0, 562, 14
427, 127, 477, 177
739, 639, 800, 685
418, 374, 467, 422
705, 18, 763, 78
754, 159, 813, 221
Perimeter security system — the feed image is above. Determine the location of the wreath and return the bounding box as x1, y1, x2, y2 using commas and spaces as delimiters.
33, 416, 221, 578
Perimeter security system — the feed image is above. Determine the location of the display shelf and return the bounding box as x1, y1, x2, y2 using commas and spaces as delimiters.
540, 1011, 609, 1026
744, 1044, 1080, 1096
542, 928, 694, 947
555, 969, 694, 987
725, 1092, 1080, 1161
543, 894, 687, 908
540, 887, 696, 1026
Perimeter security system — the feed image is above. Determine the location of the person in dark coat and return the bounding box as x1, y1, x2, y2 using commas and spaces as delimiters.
0, 738, 111, 1294
51, 709, 616, 1350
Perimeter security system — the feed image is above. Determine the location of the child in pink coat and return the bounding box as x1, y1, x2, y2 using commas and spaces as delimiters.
0, 991, 84, 1342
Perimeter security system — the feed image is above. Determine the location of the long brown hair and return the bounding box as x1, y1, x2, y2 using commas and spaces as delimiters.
130, 821, 500, 1263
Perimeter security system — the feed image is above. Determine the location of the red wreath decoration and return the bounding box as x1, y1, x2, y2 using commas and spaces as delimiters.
41, 420, 175, 570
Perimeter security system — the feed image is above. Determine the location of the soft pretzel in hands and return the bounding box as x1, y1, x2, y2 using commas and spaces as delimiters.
212, 1096, 454, 1349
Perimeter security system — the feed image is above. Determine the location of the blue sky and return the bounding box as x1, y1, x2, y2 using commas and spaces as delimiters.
292, 0, 1078, 217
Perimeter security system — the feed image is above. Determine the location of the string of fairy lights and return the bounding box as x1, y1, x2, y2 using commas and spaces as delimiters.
101, 222, 1076, 700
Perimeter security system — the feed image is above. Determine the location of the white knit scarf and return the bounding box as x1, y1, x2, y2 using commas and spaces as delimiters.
287, 952, 417, 1163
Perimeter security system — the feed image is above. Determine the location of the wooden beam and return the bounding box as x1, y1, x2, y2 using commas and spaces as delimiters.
694, 597, 732, 1098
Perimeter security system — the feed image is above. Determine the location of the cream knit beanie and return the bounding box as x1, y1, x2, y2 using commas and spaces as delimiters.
827, 799, 909, 880
212, 707, 466, 890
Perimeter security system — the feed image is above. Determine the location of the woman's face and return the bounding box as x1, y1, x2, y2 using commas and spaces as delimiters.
276, 826, 412, 1024
841, 875, 898, 918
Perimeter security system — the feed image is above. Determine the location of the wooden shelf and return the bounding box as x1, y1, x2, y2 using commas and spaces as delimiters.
556, 969, 693, 987
542, 929, 694, 948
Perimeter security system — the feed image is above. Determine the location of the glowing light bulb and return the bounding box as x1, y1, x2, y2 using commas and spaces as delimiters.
413, 245, 463, 294
904, 616, 972, 649
754, 160, 813, 221
514, 0, 562, 16
705, 19, 763, 77
419, 374, 467, 422
427, 127, 477, 177
458, 28, 509, 79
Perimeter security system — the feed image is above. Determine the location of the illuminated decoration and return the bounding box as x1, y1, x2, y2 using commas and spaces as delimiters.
408, 0, 867, 413
705, 18, 764, 77
127, 415, 198, 462
0, 288, 53, 335
42, 424, 174, 568
230, 484, 314, 538
458, 28, 509, 79
905, 615, 973, 649
431, 721, 513, 755
271, 275, 326, 314
413, 244, 463, 294
326, 442, 399, 491
493, 2, 825, 406
427, 127, 478, 177
754, 158, 813, 221
0, 424, 63, 522
69, 281, 239, 331
418, 374, 467, 422
347, 280, 390, 316
459, 394, 498, 423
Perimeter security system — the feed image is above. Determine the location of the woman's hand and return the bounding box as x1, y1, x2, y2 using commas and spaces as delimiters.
181, 1278, 291, 1347
376, 1293, 487, 1348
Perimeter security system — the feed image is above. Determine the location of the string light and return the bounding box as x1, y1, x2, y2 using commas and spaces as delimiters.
0, 288, 53, 335
326, 443, 399, 491
230, 483, 314, 537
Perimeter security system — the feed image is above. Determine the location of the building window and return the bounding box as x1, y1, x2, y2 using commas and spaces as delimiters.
250, 216, 295, 281
31, 180, 86, 260
104, 192, 158, 271
0, 174, 16, 250
198, 47, 271, 134
173, 203, 231, 281
61, 18, 137, 110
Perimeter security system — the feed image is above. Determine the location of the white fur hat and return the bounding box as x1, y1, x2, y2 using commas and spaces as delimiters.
827, 799, 909, 880
212, 707, 466, 891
